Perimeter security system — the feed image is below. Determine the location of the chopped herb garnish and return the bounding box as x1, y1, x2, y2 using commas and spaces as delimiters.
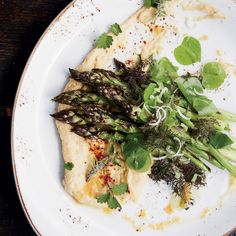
96, 193, 110, 203
96, 33, 113, 49
112, 183, 128, 195
107, 196, 121, 209
144, 0, 170, 17
110, 23, 122, 36
64, 162, 74, 170
95, 183, 128, 210
144, 0, 168, 8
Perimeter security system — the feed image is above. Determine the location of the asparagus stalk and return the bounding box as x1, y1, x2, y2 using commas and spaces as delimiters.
72, 125, 125, 142
96, 84, 141, 122
53, 89, 110, 106
52, 105, 140, 133
183, 150, 210, 172
186, 145, 224, 170
80, 104, 139, 133
114, 58, 150, 85
98, 131, 125, 142
69, 68, 131, 93
208, 145, 236, 177
194, 141, 236, 177
51, 109, 86, 125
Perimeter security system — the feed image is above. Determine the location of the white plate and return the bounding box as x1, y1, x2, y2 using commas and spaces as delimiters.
12, 0, 236, 235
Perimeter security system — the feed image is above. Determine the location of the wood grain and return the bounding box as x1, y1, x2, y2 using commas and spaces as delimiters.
0, 1, 71, 235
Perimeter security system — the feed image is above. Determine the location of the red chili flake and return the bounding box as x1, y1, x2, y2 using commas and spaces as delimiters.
125, 59, 132, 65
143, 40, 147, 44
100, 172, 114, 186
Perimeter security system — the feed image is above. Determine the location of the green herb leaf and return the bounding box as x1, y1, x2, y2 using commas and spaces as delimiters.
112, 183, 128, 195
140, 105, 150, 122
202, 62, 227, 90
123, 144, 151, 172
144, 0, 169, 8
174, 36, 201, 65
210, 132, 233, 149
163, 110, 177, 128
108, 144, 114, 155
192, 97, 217, 116
150, 57, 178, 83
176, 77, 217, 115
143, 83, 156, 102
96, 193, 110, 203
64, 162, 74, 170
144, 0, 157, 7
121, 133, 151, 172
107, 196, 121, 209
176, 77, 204, 104
110, 23, 122, 36
113, 159, 121, 167
97, 33, 113, 49
126, 133, 145, 143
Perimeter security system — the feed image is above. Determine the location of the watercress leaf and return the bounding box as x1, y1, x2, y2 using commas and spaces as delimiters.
125, 146, 151, 172
96, 193, 110, 203
202, 62, 227, 90
110, 23, 122, 36
143, 83, 156, 102
176, 77, 203, 103
150, 57, 178, 83
107, 196, 121, 209
112, 183, 128, 195
97, 33, 113, 49
192, 96, 217, 116
174, 36, 201, 65
210, 132, 233, 149
64, 162, 74, 170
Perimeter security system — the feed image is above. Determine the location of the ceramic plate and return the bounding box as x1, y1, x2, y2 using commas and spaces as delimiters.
12, 0, 236, 235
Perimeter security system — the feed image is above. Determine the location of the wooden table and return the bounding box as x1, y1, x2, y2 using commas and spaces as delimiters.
0, 1, 71, 235
0, 1, 236, 235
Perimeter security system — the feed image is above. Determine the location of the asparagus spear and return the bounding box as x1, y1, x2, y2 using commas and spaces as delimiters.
72, 125, 125, 142
186, 145, 224, 170
51, 109, 86, 125
52, 105, 139, 133
183, 150, 210, 172
53, 89, 110, 106
69, 68, 131, 93
96, 84, 141, 122
114, 58, 150, 85
97, 131, 125, 142
80, 104, 139, 133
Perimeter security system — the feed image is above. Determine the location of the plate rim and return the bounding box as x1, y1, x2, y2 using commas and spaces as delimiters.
10, 0, 236, 235
11, 1, 76, 235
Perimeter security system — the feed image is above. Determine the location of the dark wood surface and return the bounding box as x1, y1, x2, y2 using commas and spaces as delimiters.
0, 1, 235, 236
0, 1, 71, 235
